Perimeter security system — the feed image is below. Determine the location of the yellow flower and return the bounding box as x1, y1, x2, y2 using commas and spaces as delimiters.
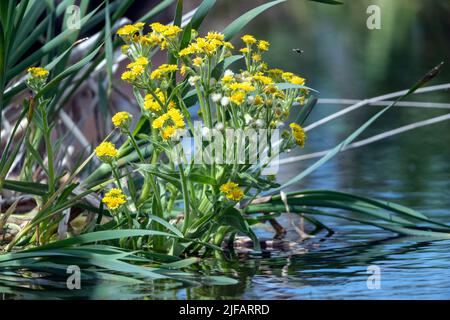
282, 72, 294, 81
289, 123, 306, 148
252, 74, 273, 85
164, 25, 182, 38
264, 85, 278, 94
134, 22, 145, 29
95, 141, 118, 160
223, 42, 234, 50
121, 71, 134, 82
220, 182, 244, 201
254, 95, 264, 105
239, 47, 250, 54
252, 53, 262, 62
150, 23, 182, 38
27, 67, 49, 78
144, 94, 162, 112
230, 91, 246, 105
112, 111, 132, 128
226, 188, 244, 201
121, 56, 148, 82
117, 24, 140, 37
150, 64, 178, 80
179, 45, 197, 57
161, 126, 176, 140
167, 108, 185, 128
193, 57, 203, 66
220, 182, 238, 194
206, 31, 225, 41
102, 188, 127, 210
126, 57, 147, 70
149, 22, 166, 33
257, 40, 270, 51
268, 68, 283, 75
290, 76, 306, 86
228, 82, 255, 92
153, 113, 169, 129
241, 34, 257, 45
180, 64, 187, 76
221, 75, 234, 83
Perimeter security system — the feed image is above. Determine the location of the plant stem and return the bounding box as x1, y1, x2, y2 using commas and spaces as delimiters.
179, 163, 191, 234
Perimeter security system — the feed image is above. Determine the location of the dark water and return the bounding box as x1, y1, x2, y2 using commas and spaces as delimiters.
2, 0, 450, 300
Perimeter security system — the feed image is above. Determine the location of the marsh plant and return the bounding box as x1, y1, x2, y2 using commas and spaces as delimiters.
0, 0, 449, 286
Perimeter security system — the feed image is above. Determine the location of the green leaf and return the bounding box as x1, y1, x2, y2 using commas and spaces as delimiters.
307, 0, 343, 4
296, 95, 317, 126
188, 173, 216, 186
146, 214, 184, 238
160, 257, 200, 269
2, 180, 48, 196
25, 229, 180, 252
276, 82, 317, 92
139, 0, 176, 22
105, 0, 113, 94
36, 45, 102, 98
218, 207, 260, 250
223, 0, 286, 41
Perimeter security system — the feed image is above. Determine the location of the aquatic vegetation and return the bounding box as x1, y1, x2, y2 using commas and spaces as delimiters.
0, 0, 448, 289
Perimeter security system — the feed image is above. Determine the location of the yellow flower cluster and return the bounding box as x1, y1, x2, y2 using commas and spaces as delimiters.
258, 40, 270, 51
252, 74, 274, 85
152, 108, 186, 140
144, 90, 163, 112
150, 22, 182, 38
117, 22, 181, 50
241, 35, 257, 45
240, 35, 270, 56
220, 182, 244, 201
283, 72, 305, 86
121, 56, 148, 82
117, 22, 145, 38
102, 188, 127, 210
150, 64, 178, 80
230, 91, 246, 105
179, 32, 233, 57
95, 141, 118, 160
27, 67, 49, 78
112, 111, 132, 128
228, 82, 255, 92
290, 123, 306, 148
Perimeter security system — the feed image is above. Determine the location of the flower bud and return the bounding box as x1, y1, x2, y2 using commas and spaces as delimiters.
211, 93, 222, 103
220, 96, 230, 107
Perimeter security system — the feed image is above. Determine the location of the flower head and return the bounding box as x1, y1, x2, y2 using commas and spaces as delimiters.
230, 91, 246, 105
220, 182, 244, 201
121, 56, 148, 83
102, 188, 127, 210
95, 141, 118, 162
226, 188, 244, 201
241, 35, 256, 45
28, 67, 49, 78
150, 64, 178, 80
220, 182, 238, 193
117, 23, 144, 41
290, 76, 306, 86
112, 111, 132, 130
257, 40, 270, 51
26, 67, 49, 92
289, 123, 306, 148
